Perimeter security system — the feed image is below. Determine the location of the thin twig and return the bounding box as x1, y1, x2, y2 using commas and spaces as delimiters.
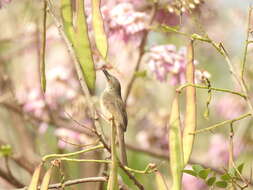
123, 2, 158, 103
190, 112, 252, 134
40, 0, 47, 92
42, 144, 104, 161
241, 6, 253, 81
0, 167, 24, 188
176, 83, 247, 99
59, 158, 111, 164
19, 177, 107, 190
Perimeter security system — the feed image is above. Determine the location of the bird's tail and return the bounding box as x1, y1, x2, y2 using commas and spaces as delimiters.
117, 125, 128, 166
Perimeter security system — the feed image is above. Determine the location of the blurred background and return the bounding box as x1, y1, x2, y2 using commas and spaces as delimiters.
1, 0, 253, 189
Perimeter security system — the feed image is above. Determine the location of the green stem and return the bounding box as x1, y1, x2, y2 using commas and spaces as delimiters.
124, 164, 156, 174
176, 83, 247, 99
190, 113, 251, 134
60, 158, 111, 164
40, 0, 47, 92
241, 6, 253, 80
42, 144, 104, 161
107, 120, 119, 190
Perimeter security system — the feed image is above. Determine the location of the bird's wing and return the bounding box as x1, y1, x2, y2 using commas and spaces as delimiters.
102, 93, 127, 131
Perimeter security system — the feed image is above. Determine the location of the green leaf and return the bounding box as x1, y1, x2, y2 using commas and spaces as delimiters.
206, 177, 216, 186
229, 163, 245, 178
192, 165, 204, 173
221, 173, 231, 181
182, 170, 197, 177
92, 0, 108, 59
215, 181, 228, 188
0, 145, 12, 156
237, 163, 244, 174
198, 168, 211, 179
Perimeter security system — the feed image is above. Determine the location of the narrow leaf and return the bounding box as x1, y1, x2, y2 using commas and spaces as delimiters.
168, 95, 184, 190
215, 181, 228, 188
192, 165, 204, 173
182, 170, 197, 177
75, 0, 96, 93
237, 163, 244, 174
206, 177, 216, 186
155, 172, 169, 190
92, 0, 108, 59
221, 173, 231, 181
28, 163, 42, 190
40, 166, 53, 190
183, 40, 196, 166
198, 168, 211, 179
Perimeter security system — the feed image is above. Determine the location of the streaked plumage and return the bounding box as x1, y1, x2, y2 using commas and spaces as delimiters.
100, 70, 128, 165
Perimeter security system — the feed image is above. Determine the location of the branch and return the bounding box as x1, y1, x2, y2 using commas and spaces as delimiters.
40, 0, 47, 92
123, 2, 158, 103
241, 6, 253, 81
18, 176, 107, 190
0, 167, 24, 188
190, 112, 252, 134
42, 144, 104, 161
176, 83, 247, 99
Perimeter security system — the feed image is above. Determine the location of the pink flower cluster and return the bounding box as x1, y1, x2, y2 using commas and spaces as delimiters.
19, 66, 79, 120
100, 2, 150, 44
147, 44, 209, 85
147, 45, 187, 85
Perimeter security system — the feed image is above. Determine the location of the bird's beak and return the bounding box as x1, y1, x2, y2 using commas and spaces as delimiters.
102, 69, 110, 81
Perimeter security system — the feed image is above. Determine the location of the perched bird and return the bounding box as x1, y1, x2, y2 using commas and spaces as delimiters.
100, 70, 128, 165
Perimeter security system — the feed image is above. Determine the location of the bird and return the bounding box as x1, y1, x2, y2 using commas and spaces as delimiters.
100, 69, 128, 165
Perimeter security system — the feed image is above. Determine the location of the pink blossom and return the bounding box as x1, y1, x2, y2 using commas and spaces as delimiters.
155, 9, 180, 26
215, 95, 246, 120
147, 45, 187, 85
45, 66, 78, 108
182, 171, 207, 190
22, 88, 47, 119
20, 66, 79, 119
147, 44, 209, 85
102, 2, 149, 44
207, 134, 243, 166
38, 122, 49, 134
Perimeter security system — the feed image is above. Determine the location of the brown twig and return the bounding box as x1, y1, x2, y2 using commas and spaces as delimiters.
0, 167, 24, 188
123, 2, 158, 103
18, 176, 107, 190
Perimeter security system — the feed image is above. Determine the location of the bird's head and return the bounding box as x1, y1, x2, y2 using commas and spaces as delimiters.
103, 69, 121, 95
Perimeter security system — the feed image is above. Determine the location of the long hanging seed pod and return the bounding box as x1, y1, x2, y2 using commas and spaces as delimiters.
168, 94, 184, 190
183, 40, 196, 166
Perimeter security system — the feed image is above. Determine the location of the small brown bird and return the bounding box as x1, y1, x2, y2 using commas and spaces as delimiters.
100, 70, 128, 165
